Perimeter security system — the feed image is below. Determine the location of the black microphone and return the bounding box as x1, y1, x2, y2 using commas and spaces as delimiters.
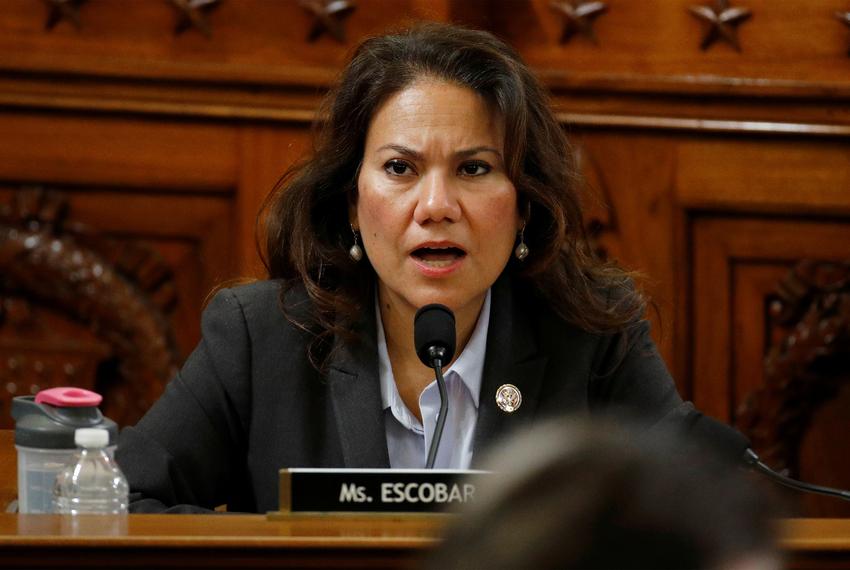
414, 304, 456, 469
686, 411, 850, 502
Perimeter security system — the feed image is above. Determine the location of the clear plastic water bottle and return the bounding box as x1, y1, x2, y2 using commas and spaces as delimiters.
53, 428, 129, 515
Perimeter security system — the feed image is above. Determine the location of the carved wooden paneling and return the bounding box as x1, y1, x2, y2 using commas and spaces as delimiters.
495, 0, 850, 87
688, 0, 752, 52
0, 94, 309, 428
565, 131, 850, 405
569, 125, 850, 519
43, 0, 87, 31
0, 110, 308, 277
236, 127, 312, 277
61, 190, 236, 350
692, 218, 850, 516
737, 261, 850, 475
1, 0, 848, 96
548, 1, 609, 45
0, 186, 235, 427
0, 187, 183, 427
170, 0, 222, 38
300, 0, 357, 43
0, 300, 109, 419
0, 0, 447, 82
574, 142, 621, 262
1, 2, 848, 134
839, 11, 850, 56
675, 138, 850, 215
0, 113, 238, 191
570, 132, 682, 386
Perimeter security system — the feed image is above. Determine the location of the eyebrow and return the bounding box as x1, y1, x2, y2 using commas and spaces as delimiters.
375, 144, 504, 162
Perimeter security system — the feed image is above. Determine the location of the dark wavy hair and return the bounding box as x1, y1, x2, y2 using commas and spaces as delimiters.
261, 22, 644, 368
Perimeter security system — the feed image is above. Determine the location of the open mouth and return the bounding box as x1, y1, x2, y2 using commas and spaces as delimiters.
411, 246, 467, 268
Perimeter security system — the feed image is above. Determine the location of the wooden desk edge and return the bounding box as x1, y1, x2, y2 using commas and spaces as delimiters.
0, 513, 444, 550
779, 518, 850, 552
0, 535, 439, 549
2, 514, 849, 553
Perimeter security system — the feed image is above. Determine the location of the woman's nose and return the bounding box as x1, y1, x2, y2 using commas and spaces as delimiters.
413, 171, 462, 224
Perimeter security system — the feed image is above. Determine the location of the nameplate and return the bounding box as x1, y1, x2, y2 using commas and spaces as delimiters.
276, 468, 488, 514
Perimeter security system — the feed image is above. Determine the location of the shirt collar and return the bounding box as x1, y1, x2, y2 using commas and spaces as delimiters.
377, 290, 491, 412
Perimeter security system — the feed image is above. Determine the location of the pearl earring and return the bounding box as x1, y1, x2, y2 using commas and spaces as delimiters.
349, 225, 363, 262
514, 224, 529, 261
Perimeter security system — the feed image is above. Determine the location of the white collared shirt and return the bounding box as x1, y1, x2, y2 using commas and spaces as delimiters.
377, 290, 490, 469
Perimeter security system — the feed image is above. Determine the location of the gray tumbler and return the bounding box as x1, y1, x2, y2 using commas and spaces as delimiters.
12, 387, 118, 513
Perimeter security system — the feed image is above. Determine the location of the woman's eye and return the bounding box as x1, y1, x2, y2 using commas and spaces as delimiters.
384, 160, 414, 176
459, 161, 491, 176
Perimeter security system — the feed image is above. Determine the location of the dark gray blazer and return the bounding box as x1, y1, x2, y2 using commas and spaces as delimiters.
116, 276, 686, 513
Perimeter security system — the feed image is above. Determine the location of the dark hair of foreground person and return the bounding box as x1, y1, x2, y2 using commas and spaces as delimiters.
427, 419, 783, 570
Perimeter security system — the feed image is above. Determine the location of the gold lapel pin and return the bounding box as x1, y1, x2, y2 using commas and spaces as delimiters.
495, 383, 522, 413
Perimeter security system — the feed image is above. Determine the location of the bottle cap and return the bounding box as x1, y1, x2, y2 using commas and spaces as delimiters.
12, 389, 117, 450
35, 387, 102, 407
75, 428, 109, 448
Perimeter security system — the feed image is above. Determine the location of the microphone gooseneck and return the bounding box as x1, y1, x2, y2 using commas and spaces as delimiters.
744, 449, 850, 501
414, 304, 456, 470
687, 411, 850, 502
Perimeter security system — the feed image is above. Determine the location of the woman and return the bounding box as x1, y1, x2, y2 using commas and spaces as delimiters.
116, 23, 688, 513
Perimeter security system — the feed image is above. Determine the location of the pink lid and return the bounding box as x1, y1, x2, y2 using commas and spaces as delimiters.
35, 387, 102, 407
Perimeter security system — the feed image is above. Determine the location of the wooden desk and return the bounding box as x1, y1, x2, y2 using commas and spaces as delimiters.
0, 513, 442, 569
0, 514, 848, 569
0, 432, 847, 568
780, 519, 850, 569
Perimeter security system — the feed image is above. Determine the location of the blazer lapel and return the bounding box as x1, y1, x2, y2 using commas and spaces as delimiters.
327, 305, 391, 468
473, 275, 548, 463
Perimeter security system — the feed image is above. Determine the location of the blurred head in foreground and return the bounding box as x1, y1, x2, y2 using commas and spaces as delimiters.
428, 419, 781, 570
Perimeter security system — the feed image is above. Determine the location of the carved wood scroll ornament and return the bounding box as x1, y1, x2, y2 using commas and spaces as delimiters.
0, 187, 181, 426
688, 0, 752, 52
549, 1, 608, 45
170, 0, 222, 38
299, 0, 356, 44
43, 0, 87, 31
736, 260, 850, 477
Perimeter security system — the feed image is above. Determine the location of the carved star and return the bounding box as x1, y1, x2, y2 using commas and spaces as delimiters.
43, 0, 87, 31
837, 11, 850, 57
689, 0, 752, 52
549, 1, 608, 45
170, 0, 221, 38
300, 0, 356, 44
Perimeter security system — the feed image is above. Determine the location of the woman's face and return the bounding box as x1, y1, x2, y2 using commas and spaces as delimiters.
354, 79, 521, 319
